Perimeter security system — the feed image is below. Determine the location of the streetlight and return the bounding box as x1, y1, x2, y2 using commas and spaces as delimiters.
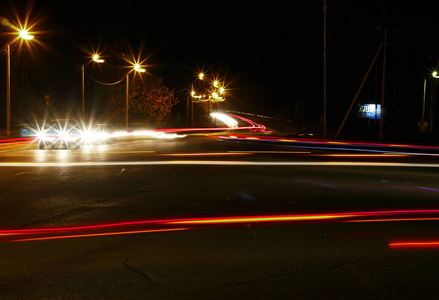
92, 54, 104, 63
5, 27, 34, 136
420, 71, 439, 133
81, 53, 104, 121
126, 63, 146, 131
189, 72, 227, 126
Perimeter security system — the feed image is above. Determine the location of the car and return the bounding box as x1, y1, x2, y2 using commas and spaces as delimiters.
37, 119, 82, 150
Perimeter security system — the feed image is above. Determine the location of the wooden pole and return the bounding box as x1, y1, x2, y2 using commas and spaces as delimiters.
379, 28, 387, 141
323, 0, 327, 138
335, 42, 383, 139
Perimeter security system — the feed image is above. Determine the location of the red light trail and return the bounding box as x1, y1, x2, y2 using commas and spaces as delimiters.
3, 209, 439, 243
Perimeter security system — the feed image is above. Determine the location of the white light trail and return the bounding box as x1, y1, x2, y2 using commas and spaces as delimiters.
1, 161, 439, 168
210, 112, 238, 128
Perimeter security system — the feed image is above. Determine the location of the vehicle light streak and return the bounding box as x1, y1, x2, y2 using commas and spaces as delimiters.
210, 112, 238, 128
1, 161, 439, 168
163, 214, 359, 225
4, 209, 439, 242
157, 152, 252, 156
213, 134, 439, 155
389, 241, 439, 249
29, 112, 268, 146
226, 114, 271, 133
0, 137, 33, 143
312, 153, 410, 157
11, 228, 189, 242
346, 217, 439, 223
227, 151, 310, 154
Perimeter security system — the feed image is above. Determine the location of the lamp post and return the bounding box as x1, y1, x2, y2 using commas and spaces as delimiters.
81, 54, 104, 121
419, 71, 439, 133
126, 63, 145, 131
189, 72, 226, 127
5, 29, 34, 136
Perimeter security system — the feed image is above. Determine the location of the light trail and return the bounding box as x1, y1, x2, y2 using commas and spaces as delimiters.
4, 209, 439, 242
389, 241, 439, 249
1, 161, 439, 168
228, 151, 311, 154
214, 134, 439, 155
346, 218, 439, 223
164, 214, 360, 225
311, 153, 410, 157
157, 152, 252, 156
70, 150, 156, 154
11, 228, 189, 242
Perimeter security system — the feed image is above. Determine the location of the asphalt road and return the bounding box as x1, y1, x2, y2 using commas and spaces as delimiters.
1, 135, 439, 299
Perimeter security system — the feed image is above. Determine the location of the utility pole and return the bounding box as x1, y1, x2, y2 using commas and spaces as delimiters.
335, 42, 383, 139
6, 44, 10, 136
379, 28, 387, 141
323, 0, 327, 139
81, 64, 85, 121
126, 74, 129, 131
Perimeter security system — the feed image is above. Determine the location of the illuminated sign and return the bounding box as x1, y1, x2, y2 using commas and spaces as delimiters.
358, 104, 381, 119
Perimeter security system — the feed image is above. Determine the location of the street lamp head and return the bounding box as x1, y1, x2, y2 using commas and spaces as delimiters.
198, 73, 204, 80
19, 29, 34, 40
433, 71, 439, 78
92, 54, 104, 63
134, 63, 146, 73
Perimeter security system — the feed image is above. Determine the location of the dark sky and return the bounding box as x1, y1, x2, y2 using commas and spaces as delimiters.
1, 0, 439, 128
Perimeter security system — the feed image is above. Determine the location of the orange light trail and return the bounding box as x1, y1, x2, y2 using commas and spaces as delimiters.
164, 214, 357, 225
346, 217, 439, 223
313, 154, 410, 157
389, 241, 439, 249
213, 134, 439, 155
3, 209, 439, 242
157, 152, 252, 156
11, 228, 188, 242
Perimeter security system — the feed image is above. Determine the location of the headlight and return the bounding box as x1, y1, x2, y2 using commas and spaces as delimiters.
80, 129, 108, 143
58, 129, 70, 141
37, 130, 47, 140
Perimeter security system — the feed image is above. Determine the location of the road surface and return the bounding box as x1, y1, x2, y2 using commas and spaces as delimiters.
1, 134, 439, 299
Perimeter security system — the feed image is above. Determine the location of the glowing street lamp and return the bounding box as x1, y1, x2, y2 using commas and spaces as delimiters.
126, 63, 146, 130
19, 29, 34, 40
420, 70, 439, 133
92, 54, 104, 63
82, 53, 105, 120
5, 27, 35, 136
134, 63, 146, 73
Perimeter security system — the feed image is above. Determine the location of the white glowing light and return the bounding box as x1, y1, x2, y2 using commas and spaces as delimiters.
109, 130, 185, 139
210, 112, 238, 128
19, 29, 34, 40
80, 128, 109, 144
92, 54, 104, 63
134, 64, 146, 72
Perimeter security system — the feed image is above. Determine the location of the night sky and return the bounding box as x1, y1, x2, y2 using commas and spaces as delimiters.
1, 0, 439, 135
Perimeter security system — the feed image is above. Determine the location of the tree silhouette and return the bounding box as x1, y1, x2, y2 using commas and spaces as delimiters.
105, 77, 177, 127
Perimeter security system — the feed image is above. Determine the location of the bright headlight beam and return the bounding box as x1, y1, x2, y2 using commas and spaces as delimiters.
210, 112, 238, 128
